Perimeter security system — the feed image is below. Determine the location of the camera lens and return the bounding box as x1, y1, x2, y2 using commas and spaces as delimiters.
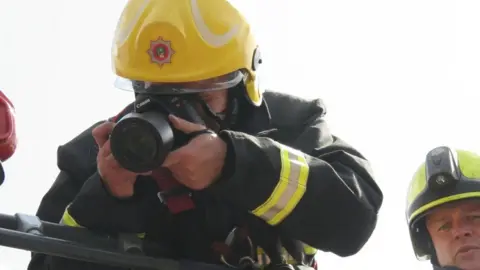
121, 123, 158, 162
110, 111, 175, 173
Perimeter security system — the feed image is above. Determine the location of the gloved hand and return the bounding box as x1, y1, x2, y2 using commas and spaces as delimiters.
0, 91, 17, 162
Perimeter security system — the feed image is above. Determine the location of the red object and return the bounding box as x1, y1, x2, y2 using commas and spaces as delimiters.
152, 168, 195, 214
0, 91, 17, 162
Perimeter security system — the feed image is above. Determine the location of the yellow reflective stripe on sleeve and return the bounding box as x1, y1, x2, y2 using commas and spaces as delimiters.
303, 243, 317, 255
60, 207, 147, 239
252, 144, 310, 225
60, 207, 83, 228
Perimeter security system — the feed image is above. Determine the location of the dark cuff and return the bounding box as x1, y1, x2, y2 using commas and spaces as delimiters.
218, 130, 236, 181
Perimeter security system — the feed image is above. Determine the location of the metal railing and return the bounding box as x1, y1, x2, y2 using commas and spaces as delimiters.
0, 160, 228, 270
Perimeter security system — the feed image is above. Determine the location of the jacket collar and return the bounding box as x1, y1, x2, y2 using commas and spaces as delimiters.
233, 98, 271, 135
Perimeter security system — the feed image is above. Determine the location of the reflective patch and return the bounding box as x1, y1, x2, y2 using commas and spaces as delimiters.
252, 144, 309, 225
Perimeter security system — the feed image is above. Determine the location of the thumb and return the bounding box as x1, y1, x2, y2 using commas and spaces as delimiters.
168, 114, 205, 133
162, 150, 182, 168
92, 121, 115, 147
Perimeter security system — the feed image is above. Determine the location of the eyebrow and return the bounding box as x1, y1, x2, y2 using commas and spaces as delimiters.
427, 214, 449, 225
430, 218, 446, 225
428, 208, 480, 224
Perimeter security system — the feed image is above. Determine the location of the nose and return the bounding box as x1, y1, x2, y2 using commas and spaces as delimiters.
451, 222, 474, 240
453, 229, 473, 240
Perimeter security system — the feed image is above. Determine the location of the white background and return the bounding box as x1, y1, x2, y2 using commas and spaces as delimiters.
1, 0, 479, 269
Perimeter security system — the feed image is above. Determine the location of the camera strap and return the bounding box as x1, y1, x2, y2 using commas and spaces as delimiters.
152, 129, 214, 214
151, 168, 196, 214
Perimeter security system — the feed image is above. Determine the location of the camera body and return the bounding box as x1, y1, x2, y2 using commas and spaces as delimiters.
109, 94, 206, 173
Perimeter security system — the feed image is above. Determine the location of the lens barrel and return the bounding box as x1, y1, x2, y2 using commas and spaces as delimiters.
110, 111, 174, 173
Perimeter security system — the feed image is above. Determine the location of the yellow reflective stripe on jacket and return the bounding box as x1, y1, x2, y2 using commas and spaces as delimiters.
60, 207, 83, 228
303, 243, 317, 255
60, 206, 146, 239
252, 144, 309, 225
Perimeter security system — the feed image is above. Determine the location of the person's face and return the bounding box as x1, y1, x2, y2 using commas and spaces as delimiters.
198, 89, 228, 114
426, 199, 480, 270
181, 73, 231, 114
194, 89, 228, 131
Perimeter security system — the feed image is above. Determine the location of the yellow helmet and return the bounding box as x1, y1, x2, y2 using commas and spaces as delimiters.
405, 146, 480, 261
111, 0, 263, 106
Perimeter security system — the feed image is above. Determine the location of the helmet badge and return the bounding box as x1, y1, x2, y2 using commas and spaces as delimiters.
147, 37, 175, 67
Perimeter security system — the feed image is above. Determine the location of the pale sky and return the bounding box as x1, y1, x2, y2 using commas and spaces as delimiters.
0, 0, 479, 269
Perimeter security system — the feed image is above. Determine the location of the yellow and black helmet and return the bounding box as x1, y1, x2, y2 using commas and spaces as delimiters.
405, 146, 480, 260
111, 0, 264, 106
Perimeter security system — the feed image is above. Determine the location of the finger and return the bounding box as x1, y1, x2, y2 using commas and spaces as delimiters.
92, 121, 115, 147
161, 150, 182, 168
169, 167, 186, 185
100, 139, 112, 156
168, 114, 206, 133
101, 145, 152, 175
105, 154, 123, 170
97, 139, 113, 159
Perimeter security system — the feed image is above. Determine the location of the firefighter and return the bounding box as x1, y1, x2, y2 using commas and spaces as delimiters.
406, 146, 480, 270
28, 0, 384, 269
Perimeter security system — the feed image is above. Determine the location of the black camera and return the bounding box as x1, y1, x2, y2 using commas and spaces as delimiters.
109, 94, 206, 173
425, 146, 460, 190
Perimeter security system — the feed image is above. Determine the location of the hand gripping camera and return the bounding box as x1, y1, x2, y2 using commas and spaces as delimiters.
109, 94, 207, 173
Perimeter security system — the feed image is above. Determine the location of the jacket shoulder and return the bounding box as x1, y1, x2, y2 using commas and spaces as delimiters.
263, 90, 326, 129
57, 102, 135, 181
56, 121, 103, 182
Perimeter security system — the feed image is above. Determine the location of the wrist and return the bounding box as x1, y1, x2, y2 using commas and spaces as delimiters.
219, 131, 235, 180
98, 172, 137, 201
